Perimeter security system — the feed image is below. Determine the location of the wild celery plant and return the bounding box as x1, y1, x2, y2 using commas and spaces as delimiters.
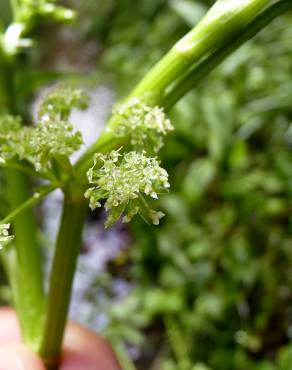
0, 0, 291, 369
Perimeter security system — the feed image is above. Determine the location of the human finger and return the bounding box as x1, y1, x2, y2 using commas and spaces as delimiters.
61, 321, 121, 370
0, 344, 45, 370
0, 308, 21, 345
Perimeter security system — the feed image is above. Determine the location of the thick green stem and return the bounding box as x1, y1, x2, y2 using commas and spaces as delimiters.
40, 191, 87, 369
4, 170, 45, 349
163, 0, 292, 109
130, 0, 270, 103
0, 43, 45, 350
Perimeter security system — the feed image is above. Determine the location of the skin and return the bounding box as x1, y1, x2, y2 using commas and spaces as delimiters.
0, 308, 122, 370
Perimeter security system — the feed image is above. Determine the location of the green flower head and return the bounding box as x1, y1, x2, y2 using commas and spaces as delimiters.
85, 149, 170, 227
109, 97, 174, 153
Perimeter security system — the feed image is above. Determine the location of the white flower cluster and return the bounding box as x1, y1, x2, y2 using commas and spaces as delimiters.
85, 150, 170, 227
27, 117, 83, 172
0, 88, 87, 172
38, 87, 88, 121
0, 224, 14, 250
110, 97, 174, 152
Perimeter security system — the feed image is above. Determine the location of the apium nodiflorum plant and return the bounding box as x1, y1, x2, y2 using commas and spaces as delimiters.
0, 0, 291, 369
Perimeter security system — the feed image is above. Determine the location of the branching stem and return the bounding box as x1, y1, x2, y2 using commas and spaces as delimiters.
1, 184, 56, 225
163, 0, 292, 109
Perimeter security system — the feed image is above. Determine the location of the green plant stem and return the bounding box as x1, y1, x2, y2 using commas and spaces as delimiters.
0, 44, 45, 350
163, 0, 292, 109
40, 190, 87, 369
1, 184, 56, 224
4, 169, 45, 349
129, 0, 270, 103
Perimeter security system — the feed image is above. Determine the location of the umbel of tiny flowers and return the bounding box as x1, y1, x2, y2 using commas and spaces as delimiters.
109, 97, 174, 153
0, 87, 88, 172
0, 224, 14, 250
37, 87, 88, 121
85, 149, 170, 227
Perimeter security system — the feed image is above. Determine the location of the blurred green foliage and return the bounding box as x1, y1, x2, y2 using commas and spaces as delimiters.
76, 1, 292, 369
70, 0, 199, 92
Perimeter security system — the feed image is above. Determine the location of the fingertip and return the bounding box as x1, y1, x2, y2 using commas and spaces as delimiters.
0, 309, 122, 369
0, 307, 21, 344
62, 322, 121, 370
0, 344, 45, 370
